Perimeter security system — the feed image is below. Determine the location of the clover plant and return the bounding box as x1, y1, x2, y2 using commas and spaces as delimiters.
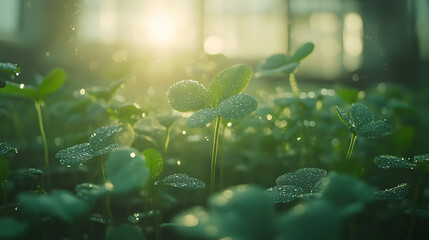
167, 64, 257, 195
336, 103, 394, 161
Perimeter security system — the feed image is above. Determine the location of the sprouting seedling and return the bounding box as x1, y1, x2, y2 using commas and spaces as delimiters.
0, 62, 21, 88
167, 64, 257, 196
336, 103, 394, 161
0, 68, 65, 191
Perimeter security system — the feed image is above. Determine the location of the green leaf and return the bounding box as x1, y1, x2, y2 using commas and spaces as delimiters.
275, 168, 327, 192
320, 172, 375, 216
108, 104, 145, 124
374, 155, 416, 169
0, 217, 27, 239
87, 78, 127, 101
370, 183, 410, 201
18, 190, 89, 223
106, 224, 146, 240
75, 183, 108, 200
258, 54, 288, 71
276, 201, 340, 240
217, 94, 257, 120
256, 62, 300, 78
0, 62, 20, 75
356, 120, 394, 138
143, 148, 163, 179
414, 154, 429, 171
157, 113, 181, 128
89, 126, 122, 152
38, 68, 65, 99
0, 142, 17, 155
335, 106, 353, 129
0, 155, 8, 182
55, 143, 93, 166
161, 174, 205, 190
0, 82, 38, 99
167, 80, 210, 112
105, 147, 150, 194
208, 64, 253, 105
187, 108, 218, 128
265, 185, 304, 203
278, 62, 300, 74
350, 103, 374, 129
288, 42, 315, 63
14, 168, 43, 177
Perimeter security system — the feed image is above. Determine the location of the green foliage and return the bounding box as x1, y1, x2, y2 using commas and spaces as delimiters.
0, 62, 20, 76
18, 190, 89, 223
0, 142, 17, 154
105, 147, 150, 194
55, 126, 122, 165
370, 183, 410, 201
0, 217, 27, 239
336, 103, 394, 138
87, 78, 127, 102
375, 155, 416, 169
106, 224, 146, 240
207, 64, 253, 105
160, 173, 205, 190
265, 185, 304, 203
275, 168, 327, 192
256, 42, 314, 78
167, 80, 210, 112
143, 148, 163, 179
0, 68, 65, 101
107, 104, 146, 125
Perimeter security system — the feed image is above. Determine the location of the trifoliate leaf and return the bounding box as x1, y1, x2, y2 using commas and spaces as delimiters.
187, 108, 218, 128
161, 174, 205, 190
265, 185, 304, 203
276, 168, 327, 192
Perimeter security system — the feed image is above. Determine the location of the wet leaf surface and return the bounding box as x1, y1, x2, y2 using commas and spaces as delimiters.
0, 142, 17, 154
276, 168, 327, 192
161, 174, 205, 190
89, 126, 122, 152
167, 80, 209, 112
143, 148, 163, 179
128, 210, 159, 224
55, 143, 93, 165
265, 185, 304, 203
187, 108, 218, 128
217, 94, 257, 120
370, 183, 410, 201
375, 155, 416, 169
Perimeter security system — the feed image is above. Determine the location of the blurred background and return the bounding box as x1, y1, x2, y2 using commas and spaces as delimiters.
1, 0, 428, 87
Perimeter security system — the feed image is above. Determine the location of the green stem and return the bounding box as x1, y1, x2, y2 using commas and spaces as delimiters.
406, 171, 425, 240
219, 123, 227, 190
34, 101, 51, 191
98, 157, 114, 225
210, 116, 222, 196
153, 187, 162, 240
345, 134, 357, 161
142, 195, 149, 236
1, 181, 8, 205
164, 126, 172, 156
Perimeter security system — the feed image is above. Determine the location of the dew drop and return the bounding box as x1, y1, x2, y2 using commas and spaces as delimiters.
79, 88, 86, 95
182, 130, 187, 135
130, 152, 136, 158
19, 83, 24, 89
177, 160, 181, 165
227, 122, 232, 127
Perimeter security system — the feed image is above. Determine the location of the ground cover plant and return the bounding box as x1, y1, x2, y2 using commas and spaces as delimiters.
1, 40, 429, 240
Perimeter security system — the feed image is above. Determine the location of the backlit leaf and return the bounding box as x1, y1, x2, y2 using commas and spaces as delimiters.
208, 64, 253, 105
217, 94, 257, 120
356, 120, 394, 138
38, 68, 66, 99
167, 80, 209, 112
288, 42, 315, 63
257, 54, 288, 71
0, 82, 38, 99
0, 142, 17, 154
350, 103, 374, 129
335, 106, 353, 129
0, 62, 20, 75
89, 126, 122, 152
143, 148, 163, 179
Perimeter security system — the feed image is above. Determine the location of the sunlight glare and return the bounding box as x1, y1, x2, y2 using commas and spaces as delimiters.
144, 13, 177, 46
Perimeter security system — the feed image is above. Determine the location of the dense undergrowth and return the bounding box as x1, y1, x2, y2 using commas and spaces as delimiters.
1, 43, 429, 240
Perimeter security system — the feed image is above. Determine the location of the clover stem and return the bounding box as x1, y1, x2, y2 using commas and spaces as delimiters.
219, 123, 227, 190
153, 187, 162, 240
210, 116, 222, 196
98, 157, 114, 225
34, 100, 51, 192
1, 181, 7, 205
345, 133, 357, 161
406, 171, 425, 240
164, 126, 172, 156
